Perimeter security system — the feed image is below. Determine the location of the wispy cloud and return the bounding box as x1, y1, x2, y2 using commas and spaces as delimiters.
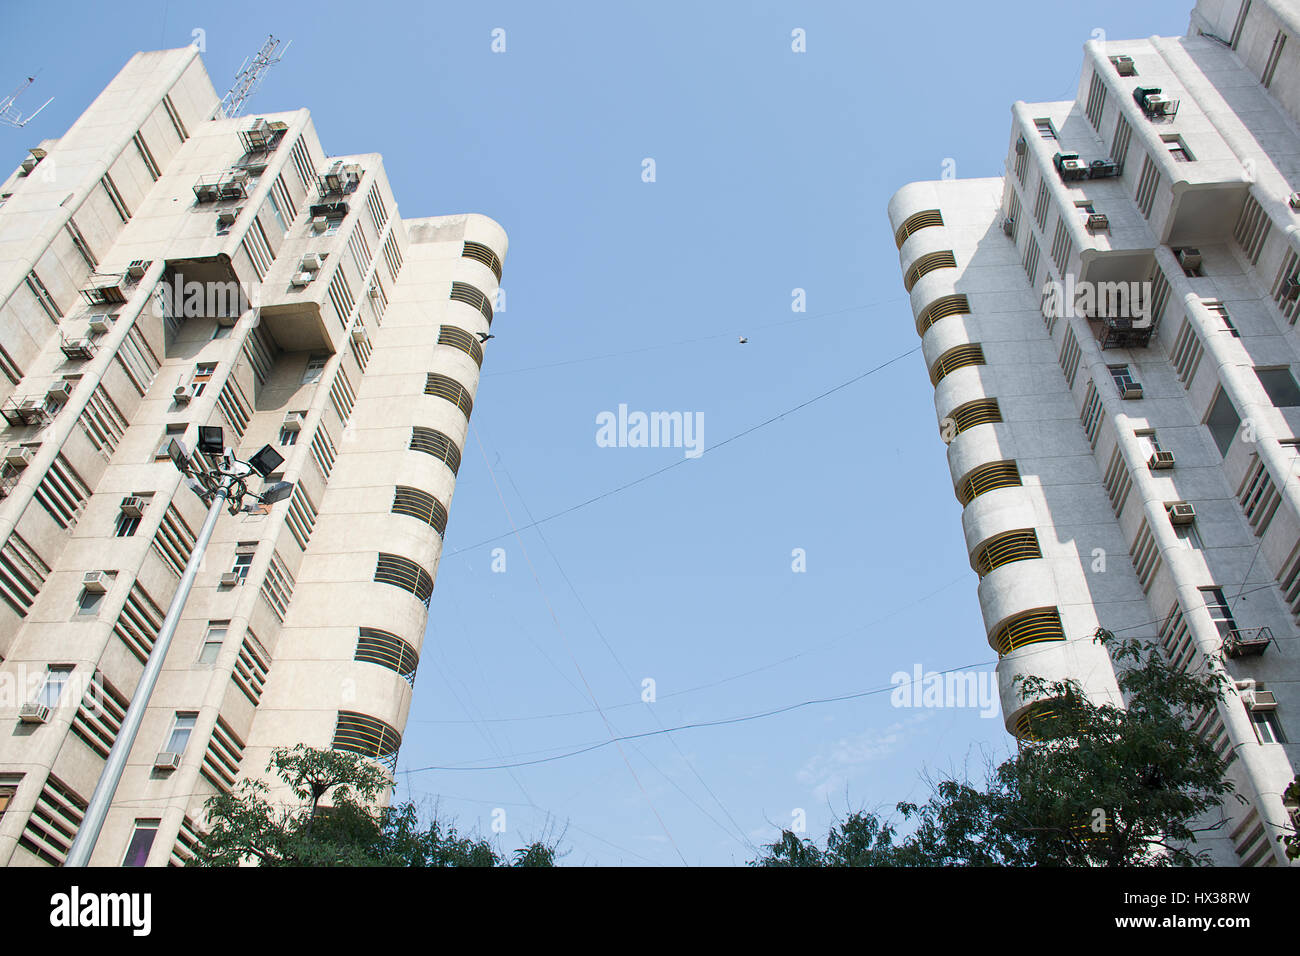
796, 713, 933, 803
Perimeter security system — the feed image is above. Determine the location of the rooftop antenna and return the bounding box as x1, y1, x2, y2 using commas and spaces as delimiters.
217, 35, 291, 119
0, 76, 53, 129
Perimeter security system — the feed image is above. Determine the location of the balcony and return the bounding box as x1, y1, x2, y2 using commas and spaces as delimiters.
59, 334, 98, 361
1096, 316, 1154, 349
1223, 626, 1273, 658
316, 161, 361, 199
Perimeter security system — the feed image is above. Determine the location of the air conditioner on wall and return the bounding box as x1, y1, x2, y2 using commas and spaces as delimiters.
82, 570, 110, 593
300, 252, 323, 271
46, 380, 73, 403
120, 496, 146, 517
18, 702, 50, 724
291, 272, 313, 287
4, 445, 32, 468
220, 572, 241, 587
1177, 248, 1202, 271
153, 751, 182, 771
1148, 450, 1175, 470
1166, 501, 1196, 524
282, 411, 304, 432
87, 314, 113, 335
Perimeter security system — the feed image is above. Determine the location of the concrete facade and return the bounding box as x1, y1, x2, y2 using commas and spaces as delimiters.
0, 48, 504, 865
888, 0, 1300, 865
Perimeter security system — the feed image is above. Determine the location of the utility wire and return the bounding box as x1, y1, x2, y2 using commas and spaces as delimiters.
445, 344, 922, 557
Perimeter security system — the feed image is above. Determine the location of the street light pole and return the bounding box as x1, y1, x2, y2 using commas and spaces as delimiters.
64, 426, 292, 867
65, 481, 230, 867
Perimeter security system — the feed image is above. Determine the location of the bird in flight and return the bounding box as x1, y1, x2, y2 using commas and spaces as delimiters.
477, 332, 495, 343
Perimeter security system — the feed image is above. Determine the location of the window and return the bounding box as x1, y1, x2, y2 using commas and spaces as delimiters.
155, 425, 186, 461
165, 713, 198, 754
122, 821, 159, 867
1175, 522, 1204, 550
1255, 367, 1300, 407
0, 782, 15, 818
1034, 118, 1057, 139
198, 625, 226, 665
231, 552, 253, 580
278, 426, 299, 446
1135, 428, 1163, 459
77, 587, 106, 616
323, 216, 343, 236
1205, 389, 1242, 457
1199, 586, 1238, 640
302, 354, 327, 384
37, 666, 74, 707
1162, 134, 1194, 162
211, 323, 233, 340
267, 191, 288, 233
1109, 364, 1139, 391
114, 511, 141, 538
192, 363, 217, 396
1204, 301, 1239, 336
1252, 709, 1285, 744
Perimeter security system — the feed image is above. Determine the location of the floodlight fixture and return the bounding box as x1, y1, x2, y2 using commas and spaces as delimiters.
247, 444, 284, 477
197, 425, 225, 455
167, 438, 191, 472
259, 480, 294, 505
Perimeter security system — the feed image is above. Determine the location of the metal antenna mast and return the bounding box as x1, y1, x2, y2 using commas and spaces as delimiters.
0, 76, 52, 129
217, 35, 291, 119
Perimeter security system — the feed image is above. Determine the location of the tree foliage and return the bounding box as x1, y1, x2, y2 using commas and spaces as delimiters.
192, 745, 559, 867
753, 632, 1238, 867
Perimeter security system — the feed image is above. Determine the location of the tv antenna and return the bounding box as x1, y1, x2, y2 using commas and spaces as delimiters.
0, 76, 53, 129
217, 35, 291, 119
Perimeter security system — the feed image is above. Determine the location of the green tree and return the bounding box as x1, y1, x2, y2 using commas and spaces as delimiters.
753, 631, 1237, 867
1281, 775, 1299, 861
193, 744, 559, 867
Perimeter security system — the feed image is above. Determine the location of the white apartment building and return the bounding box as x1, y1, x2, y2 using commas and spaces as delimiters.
0, 46, 505, 865
888, 0, 1300, 865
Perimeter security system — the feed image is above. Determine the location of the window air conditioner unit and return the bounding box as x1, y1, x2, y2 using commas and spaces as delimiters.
1283, 277, 1300, 301
217, 209, 239, 227
300, 252, 323, 271
1113, 55, 1136, 76
282, 411, 304, 432
153, 751, 183, 771
60, 336, 96, 360
82, 570, 110, 593
18, 702, 51, 724
311, 215, 328, 232
46, 380, 73, 403
1015, 136, 1027, 155
1177, 248, 1202, 271
350, 326, 368, 344
291, 271, 313, 288
367, 286, 381, 298
1148, 450, 1175, 470
1246, 689, 1278, 711
1119, 382, 1143, 399
4, 445, 33, 468
1053, 152, 1087, 181
194, 180, 220, 203
17, 398, 47, 424
127, 260, 148, 280
120, 495, 146, 517
1002, 216, 1015, 236
1291, 192, 1300, 211
220, 572, 241, 587
87, 314, 113, 335
1166, 501, 1196, 525
1086, 213, 1110, 231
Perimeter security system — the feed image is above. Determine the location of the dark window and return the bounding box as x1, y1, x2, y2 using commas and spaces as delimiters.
1256, 367, 1300, 407
1205, 389, 1241, 457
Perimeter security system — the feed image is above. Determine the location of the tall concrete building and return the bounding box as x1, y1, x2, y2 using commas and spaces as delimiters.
0, 47, 505, 865
888, 0, 1299, 865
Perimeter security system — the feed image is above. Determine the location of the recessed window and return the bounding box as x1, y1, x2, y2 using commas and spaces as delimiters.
114, 511, 141, 537
1204, 300, 1238, 336
1175, 522, 1204, 550
278, 426, 299, 446
1135, 428, 1163, 457
192, 363, 217, 396
1256, 367, 1300, 407
198, 624, 226, 666
1252, 709, 1285, 744
1206, 388, 1242, 457
76, 587, 106, 616
37, 666, 74, 707
1199, 586, 1238, 640
165, 713, 197, 754
122, 821, 159, 867
1034, 118, 1057, 139
155, 424, 186, 461
1162, 134, 1194, 162
302, 354, 327, 384
0, 781, 16, 818
231, 552, 254, 580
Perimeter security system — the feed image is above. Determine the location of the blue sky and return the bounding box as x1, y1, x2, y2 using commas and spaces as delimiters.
4, 0, 1187, 865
